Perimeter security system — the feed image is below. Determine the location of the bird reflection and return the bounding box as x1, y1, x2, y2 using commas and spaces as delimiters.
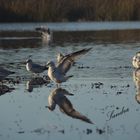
26, 76, 49, 92
46, 87, 93, 124
133, 68, 140, 104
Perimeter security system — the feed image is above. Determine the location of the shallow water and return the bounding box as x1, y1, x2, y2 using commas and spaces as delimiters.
0, 21, 140, 31
0, 22, 140, 140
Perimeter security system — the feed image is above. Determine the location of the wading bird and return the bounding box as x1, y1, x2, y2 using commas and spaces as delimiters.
26, 59, 48, 75
47, 48, 92, 86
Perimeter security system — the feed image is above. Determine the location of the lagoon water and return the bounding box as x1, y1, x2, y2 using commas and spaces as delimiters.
0, 21, 140, 31
0, 22, 140, 140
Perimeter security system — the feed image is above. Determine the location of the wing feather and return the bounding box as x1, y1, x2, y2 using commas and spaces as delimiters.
57, 48, 92, 74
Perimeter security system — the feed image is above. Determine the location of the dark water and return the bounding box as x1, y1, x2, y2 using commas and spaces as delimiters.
0, 22, 140, 140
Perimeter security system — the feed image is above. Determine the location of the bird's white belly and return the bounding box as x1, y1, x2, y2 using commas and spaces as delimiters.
48, 68, 63, 83
26, 63, 31, 71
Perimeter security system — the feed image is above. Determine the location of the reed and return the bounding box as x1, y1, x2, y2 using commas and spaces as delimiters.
0, 0, 139, 22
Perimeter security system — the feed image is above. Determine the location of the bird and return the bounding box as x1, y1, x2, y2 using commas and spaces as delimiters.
47, 48, 92, 85
132, 52, 140, 68
133, 68, 140, 104
26, 59, 48, 75
57, 53, 64, 63
35, 26, 53, 44
46, 87, 93, 124
57, 48, 92, 63
0, 67, 15, 81
133, 68, 140, 82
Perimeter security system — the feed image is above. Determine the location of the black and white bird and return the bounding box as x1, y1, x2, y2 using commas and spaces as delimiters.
26, 59, 48, 75
47, 48, 92, 85
46, 88, 93, 124
35, 26, 53, 44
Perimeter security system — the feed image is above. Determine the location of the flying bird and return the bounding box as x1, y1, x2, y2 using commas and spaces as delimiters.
46, 88, 93, 124
35, 26, 53, 44
47, 48, 92, 85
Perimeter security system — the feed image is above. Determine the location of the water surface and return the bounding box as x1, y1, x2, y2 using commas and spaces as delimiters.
0, 22, 140, 140
0, 21, 140, 31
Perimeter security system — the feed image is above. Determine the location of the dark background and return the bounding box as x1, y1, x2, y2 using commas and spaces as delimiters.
0, 0, 140, 22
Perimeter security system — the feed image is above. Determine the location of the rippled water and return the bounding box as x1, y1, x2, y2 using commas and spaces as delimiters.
0, 22, 140, 140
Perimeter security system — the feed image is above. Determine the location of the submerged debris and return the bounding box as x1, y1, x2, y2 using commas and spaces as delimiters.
91, 82, 104, 89
78, 65, 91, 69
116, 91, 122, 95
26, 76, 50, 92
0, 85, 15, 96
110, 85, 117, 89
58, 129, 65, 134
31, 128, 49, 134
3, 76, 22, 85
29, 77, 49, 85
17, 131, 25, 134
96, 128, 105, 135
86, 128, 93, 135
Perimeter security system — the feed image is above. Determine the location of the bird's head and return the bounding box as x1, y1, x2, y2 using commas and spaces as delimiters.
46, 61, 55, 67
26, 59, 32, 64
